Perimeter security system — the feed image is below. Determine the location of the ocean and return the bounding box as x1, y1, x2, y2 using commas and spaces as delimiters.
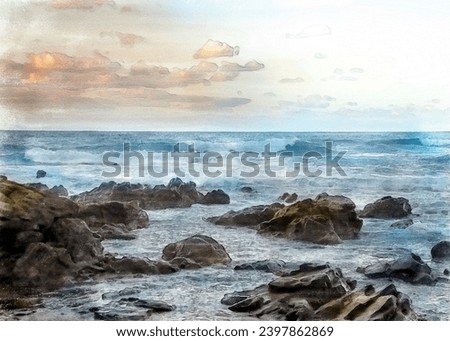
0, 130, 449, 320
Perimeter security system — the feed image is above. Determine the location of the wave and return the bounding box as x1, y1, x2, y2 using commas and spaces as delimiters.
24, 148, 103, 165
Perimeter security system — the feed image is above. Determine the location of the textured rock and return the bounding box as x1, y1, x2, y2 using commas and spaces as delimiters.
259, 193, 362, 244
234, 260, 297, 273
103, 256, 177, 275
71, 178, 230, 209
431, 241, 450, 259
279, 192, 298, 203
12, 243, 76, 290
360, 196, 412, 219
36, 170, 46, 178
222, 263, 417, 321
162, 235, 231, 267
77, 201, 149, 231
96, 224, 136, 240
357, 253, 436, 285
48, 218, 103, 264
207, 203, 284, 227
390, 219, 414, 229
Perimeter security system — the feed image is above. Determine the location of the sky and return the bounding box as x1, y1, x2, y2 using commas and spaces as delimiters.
0, 0, 449, 131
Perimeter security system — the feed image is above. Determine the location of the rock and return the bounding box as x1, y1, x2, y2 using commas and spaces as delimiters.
390, 219, 414, 229
77, 201, 149, 231
279, 192, 298, 203
0, 178, 79, 254
234, 260, 296, 273
259, 193, 362, 244
360, 196, 412, 219
96, 224, 136, 240
92, 298, 175, 321
199, 189, 230, 205
50, 185, 69, 197
12, 243, 76, 290
357, 253, 436, 285
103, 256, 177, 275
240, 186, 254, 193
431, 241, 450, 259
26, 183, 69, 197
162, 235, 231, 267
48, 218, 103, 264
36, 170, 46, 178
444, 269, 449, 276
71, 178, 230, 209
207, 203, 284, 227
222, 263, 418, 321
315, 284, 417, 321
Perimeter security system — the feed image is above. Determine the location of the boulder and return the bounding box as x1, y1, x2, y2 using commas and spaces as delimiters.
26, 183, 69, 197
357, 253, 436, 285
207, 203, 284, 227
36, 170, 46, 178
221, 263, 417, 321
240, 186, 254, 193
71, 178, 230, 209
77, 201, 149, 231
162, 235, 231, 267
431, 241, 450, 259
48, 218, 103, 264
12, 243, 76, 290
259, 193, 362, 244
360, 196, 412, 219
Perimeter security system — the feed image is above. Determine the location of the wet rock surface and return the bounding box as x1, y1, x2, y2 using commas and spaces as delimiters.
207, 203, 284, 227
360, 196, 412, 219
357, 253, 437, 285
222, 263, 418, 321
162, 235, 232, 267
431, 241, 450, 260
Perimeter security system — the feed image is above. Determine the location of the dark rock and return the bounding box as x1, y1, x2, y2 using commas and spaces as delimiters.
26, 183, 69, 197
50, 185, 69, 197
103, 256, 177, 275
71, 178, 230, 210
96, 224, 136, 240
48, 218, 103, 264
36, 170, 46, 178
12, 243, 76, 290
390, 219, 414, 229
279, 192, 298, 203
357, 253, 436, 285
77, 201, 149, 231
200, 189, 230, 205
234, 260, 296, 273
222, 263, 417, 321
360, 196, 412, 219
240, 186, 254, 193
444, 269, 449, 276
207, 203, 284, 227
162, 235, 231, 267
431, 241, 450, 259
259, 193, 362, 244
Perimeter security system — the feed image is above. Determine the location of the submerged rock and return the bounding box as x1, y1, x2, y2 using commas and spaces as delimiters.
162, 235, 231, 267
357, 253, 436, 285
360, 196, 412, 219
390, 219, 414, 229
36, 170, 46, 179
71, 178, 230, 209
222, 263, 417, 320
431, 241, 450, 260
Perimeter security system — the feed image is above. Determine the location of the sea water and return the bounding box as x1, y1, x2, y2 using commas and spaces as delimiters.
0, 131, 449, 320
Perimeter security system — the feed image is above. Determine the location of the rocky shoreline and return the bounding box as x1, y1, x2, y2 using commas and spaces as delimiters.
1, 176, 449, 320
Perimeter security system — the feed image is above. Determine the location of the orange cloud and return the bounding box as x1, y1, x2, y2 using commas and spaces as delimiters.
219, 60, 264, 72
193, 40, 239, 59
100, 32, 145, 47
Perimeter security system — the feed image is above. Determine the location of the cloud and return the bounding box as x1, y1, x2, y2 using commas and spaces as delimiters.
280, 77, 304, 83
333, 68, 344, 75
349, 67, 364, 73
193, 40, 239, 59
278, 95, 336, 110
100, 32, 145, 47
50, 0, 115, 10
286, 24, 331, 39
219, 60, 264, 72
264, 92, 277, 97
314, 52, 327, 59
0, 51, 261, 114
120, 5, 132, 12
339, 76, 358, 82
346, 102, 358, 106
